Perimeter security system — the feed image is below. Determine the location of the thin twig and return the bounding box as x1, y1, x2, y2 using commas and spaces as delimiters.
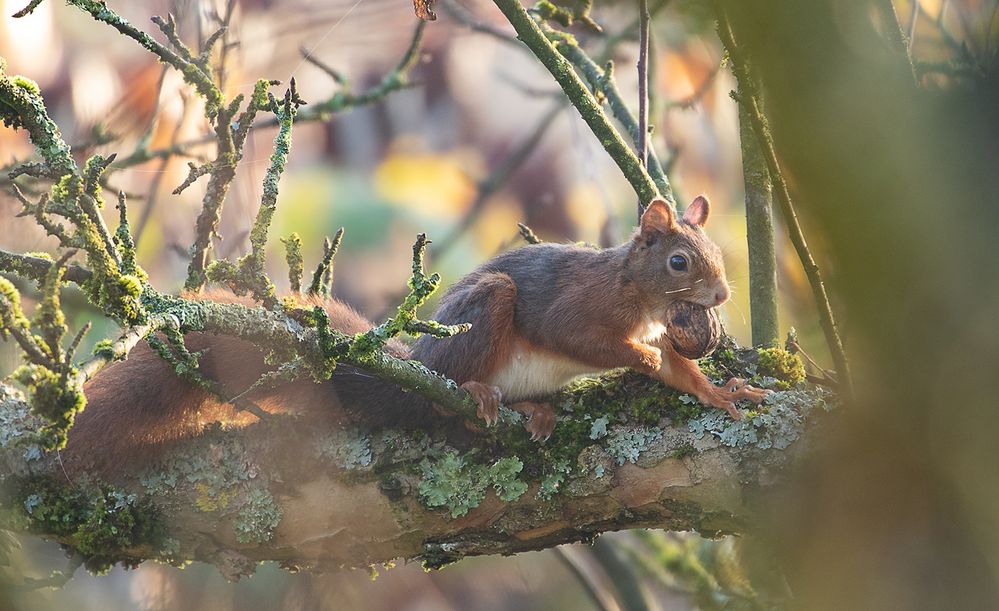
553, 546, 622, 611
637, 0, 651, 217
491, 0, 661, 205
555, 41, 674, 206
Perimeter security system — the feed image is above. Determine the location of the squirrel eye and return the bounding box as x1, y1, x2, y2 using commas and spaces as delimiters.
669, 254, 688, 272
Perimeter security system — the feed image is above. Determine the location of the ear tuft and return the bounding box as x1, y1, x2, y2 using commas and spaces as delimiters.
640, 198, 677, 236
682, 195, 711, 227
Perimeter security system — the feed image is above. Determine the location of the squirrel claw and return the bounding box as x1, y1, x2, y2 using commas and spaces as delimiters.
698, 378, 772, 420
722, 377, 772, 404
461, 381, 502, 426
518, 402, 555, 442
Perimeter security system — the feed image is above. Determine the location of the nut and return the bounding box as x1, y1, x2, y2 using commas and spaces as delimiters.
665, 301, 722, 360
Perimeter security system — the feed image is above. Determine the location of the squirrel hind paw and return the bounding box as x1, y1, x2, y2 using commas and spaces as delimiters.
510, 401, 556, 441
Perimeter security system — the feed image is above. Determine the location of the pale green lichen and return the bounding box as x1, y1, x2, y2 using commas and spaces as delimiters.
139, 428, 253, 498
538, 459, 572, 501
489, 457, 528, 502
688, 387, 833, 450
233, 488, 282, 544
418, 451, 488, 518
137, 427, 281, 544
417, 451, 528, 517
316, 429, 373, 470
605, 425, 664, 465
589, 415, 609, 439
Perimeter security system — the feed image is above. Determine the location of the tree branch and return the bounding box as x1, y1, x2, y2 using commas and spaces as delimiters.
738, 101, 778, 346
490, 0, 661, 205
0, 355, 831, 577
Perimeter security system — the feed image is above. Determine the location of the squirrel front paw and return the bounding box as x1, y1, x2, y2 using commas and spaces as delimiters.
633, 343, 663, 373
461, 381, 502, 426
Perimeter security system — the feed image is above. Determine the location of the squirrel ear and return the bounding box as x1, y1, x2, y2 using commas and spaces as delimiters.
682, 195, 711, 227
640, 198, 677, 235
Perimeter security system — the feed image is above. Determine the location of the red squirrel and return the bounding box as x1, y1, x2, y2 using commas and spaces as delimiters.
65, 196, 768, 472
409, 196, 768, 439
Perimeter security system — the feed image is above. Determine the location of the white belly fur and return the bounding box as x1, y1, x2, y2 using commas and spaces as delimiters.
490, 317, 669, 402
489, 345, 597, 402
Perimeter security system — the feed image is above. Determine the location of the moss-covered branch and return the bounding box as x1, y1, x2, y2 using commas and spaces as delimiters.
554, 40, 675, 207
490, 0, 661, 205
0, 250, 92, 286
0, 345, 831, 577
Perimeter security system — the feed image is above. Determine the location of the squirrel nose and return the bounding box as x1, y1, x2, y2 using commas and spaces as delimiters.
713, 287, 730, 306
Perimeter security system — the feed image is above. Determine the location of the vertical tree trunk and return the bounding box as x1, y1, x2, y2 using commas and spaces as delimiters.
739, 100, 779, 346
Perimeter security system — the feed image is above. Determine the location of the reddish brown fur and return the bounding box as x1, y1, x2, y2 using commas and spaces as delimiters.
412, 272, 519, 385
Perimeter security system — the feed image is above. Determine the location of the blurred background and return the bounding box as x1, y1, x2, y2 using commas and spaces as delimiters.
1, 0, 997, 608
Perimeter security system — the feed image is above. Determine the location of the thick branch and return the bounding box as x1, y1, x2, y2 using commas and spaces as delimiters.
0, 363, 830, 577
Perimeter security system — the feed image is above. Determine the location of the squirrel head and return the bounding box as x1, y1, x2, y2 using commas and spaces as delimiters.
627, 195, 730, 310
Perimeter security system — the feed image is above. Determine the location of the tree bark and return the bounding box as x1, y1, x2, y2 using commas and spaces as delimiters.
0, 367, 830, 579
739, 102, 779, 347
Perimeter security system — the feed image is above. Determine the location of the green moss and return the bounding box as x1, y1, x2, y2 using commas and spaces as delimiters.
11, 364, 85, 450
0, 277, 29, 336
755, 348, 806, 390
13, 477, 164, 574
280, 233, 304, 293
91, 339, 115, 360
670, 443, 697, 460
12, 75, 39, 94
